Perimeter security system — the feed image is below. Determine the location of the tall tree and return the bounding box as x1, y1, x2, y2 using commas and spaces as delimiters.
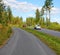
41, 6, 45, 16
35, 9, 40, 24
48, 0, 53, 23
0, 0, 5, 24
44, 0, 53, 25
7, 6, 12, 24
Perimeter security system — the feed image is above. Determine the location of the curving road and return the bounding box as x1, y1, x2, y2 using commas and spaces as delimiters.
38, 28, 60, 37
0, 28, 56, 55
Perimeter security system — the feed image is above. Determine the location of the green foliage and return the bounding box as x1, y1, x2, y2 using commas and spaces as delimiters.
23, 28, 60, 55
12, 16, 23, 27
0, 0, 24, 47
0, 26, 12, 46
41, 0, 53, 26
7, 6, 12, 24
0, 0, 6, 24
26, 17, 35, 26
0, 0, 13, 25
47, 22, 60, 31
39, 17, 45, 26
35, 9, 40, 24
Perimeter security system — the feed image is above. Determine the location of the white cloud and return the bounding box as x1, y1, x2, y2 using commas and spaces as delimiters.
3, 0, 60, 14
28, 14, 35, 17
51, 8, 60, 14
3, 0, 41, 12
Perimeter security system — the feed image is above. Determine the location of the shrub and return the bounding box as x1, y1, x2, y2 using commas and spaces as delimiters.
47, 23, 60, 31
0, 26, 12, 46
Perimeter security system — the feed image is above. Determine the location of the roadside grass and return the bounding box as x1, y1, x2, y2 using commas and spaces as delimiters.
0, 26, 12, 47
47, 24, 60, 31
23, 28, 60, 55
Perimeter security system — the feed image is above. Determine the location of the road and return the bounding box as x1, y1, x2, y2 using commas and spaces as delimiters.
0, 28, 56, 55
38, 28, 60, 37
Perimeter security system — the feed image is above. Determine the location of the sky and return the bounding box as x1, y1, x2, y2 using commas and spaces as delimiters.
3, 0, 60, 23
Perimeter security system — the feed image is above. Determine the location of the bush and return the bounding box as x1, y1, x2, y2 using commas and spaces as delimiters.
47, 23, 60, 31
0, 26, 12, 46
0, 24, 3, 29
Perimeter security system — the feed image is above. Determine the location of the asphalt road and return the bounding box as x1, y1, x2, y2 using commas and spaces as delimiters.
38, 28, 60, 37
0, 28, 56, 55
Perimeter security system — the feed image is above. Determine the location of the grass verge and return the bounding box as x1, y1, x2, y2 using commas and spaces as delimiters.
23, 28, 60, 55
0, 26, 12, 48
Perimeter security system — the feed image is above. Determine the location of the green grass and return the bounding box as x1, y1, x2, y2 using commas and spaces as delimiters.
23, 28, 60, 55
44, 23, 60, 31
0, 26, 12, 47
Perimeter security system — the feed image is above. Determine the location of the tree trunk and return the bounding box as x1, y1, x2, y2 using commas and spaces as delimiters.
46, 9, 48, 26
49, 10, 50, 25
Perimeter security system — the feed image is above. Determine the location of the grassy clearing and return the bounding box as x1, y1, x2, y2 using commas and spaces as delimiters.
0, 26, 12, 47
23, 28, 60, 55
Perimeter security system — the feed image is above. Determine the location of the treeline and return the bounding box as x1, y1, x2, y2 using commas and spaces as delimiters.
26, 8, 60, 31
26, 0, 54, 26
0, 0, 23, 27
0, 0, 12, 25
0, 0, 23, 46
12, 16, 23, 27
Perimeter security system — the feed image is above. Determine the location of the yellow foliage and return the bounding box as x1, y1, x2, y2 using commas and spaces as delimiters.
0, 24, 3, 29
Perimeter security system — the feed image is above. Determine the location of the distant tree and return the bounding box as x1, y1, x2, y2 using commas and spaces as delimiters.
52, 22, 59, 25
35, 9, 40, 24
26, 17, 32, 26
19, 17, 23, 26
39, 17, 45, 26
12, 16, 23, 27
26, 17, 35, 26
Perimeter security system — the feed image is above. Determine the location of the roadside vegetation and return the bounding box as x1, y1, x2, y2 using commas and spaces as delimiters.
26, 17, 60, 31
23, 28, 60, 55
0, 0, 13, 47
47, 22, 60, 31
0, 25, 12, 47
0, 0, 23, 47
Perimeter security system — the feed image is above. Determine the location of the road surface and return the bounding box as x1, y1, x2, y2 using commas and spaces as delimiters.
38, 28, 60, 37
0, 28, 56, 55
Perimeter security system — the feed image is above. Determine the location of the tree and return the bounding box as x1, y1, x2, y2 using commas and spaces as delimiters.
12, 16, 23, 27
26, 17, 35, 26
0, 0, 5, 24
35, 9, 40, 24
7, 6, 12, 24
19, 17, 23, 26
41, 6, 45, 16
47, 0, 53, 24
44, 0, 53, 25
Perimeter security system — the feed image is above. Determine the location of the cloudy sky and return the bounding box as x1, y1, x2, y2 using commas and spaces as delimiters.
3, 0, 60, 23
